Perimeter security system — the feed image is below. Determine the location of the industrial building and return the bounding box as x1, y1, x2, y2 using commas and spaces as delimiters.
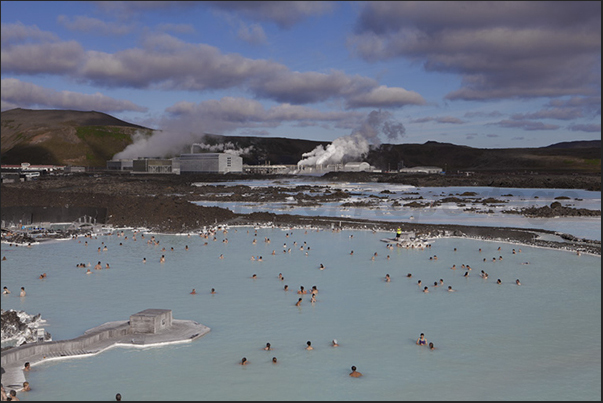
179, 152, 242, 174
398, 166, 443, 174
106, 159, 133, 171
132, 158, 180, 174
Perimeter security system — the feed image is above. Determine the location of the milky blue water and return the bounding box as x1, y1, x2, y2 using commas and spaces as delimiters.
1, 225, 600, 401
191, 181, 602, 240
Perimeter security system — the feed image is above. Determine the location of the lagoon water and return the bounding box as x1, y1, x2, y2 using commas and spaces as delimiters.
1, 224, 600, 401
192, 182, 602, 241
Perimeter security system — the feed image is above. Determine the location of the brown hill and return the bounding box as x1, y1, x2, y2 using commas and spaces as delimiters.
1, 108, 152, 166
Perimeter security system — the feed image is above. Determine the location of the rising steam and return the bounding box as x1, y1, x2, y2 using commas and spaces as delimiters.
113, 130, 252, 159
297, 110, 405, 167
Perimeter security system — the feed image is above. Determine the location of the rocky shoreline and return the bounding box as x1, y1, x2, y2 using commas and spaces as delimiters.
1, 173, 600, 256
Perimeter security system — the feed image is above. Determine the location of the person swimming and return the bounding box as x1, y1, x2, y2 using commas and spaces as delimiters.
416, 333, 427, 345
349, 366, 363, 377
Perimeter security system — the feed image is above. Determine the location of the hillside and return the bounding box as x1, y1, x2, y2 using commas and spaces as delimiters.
1, 108, 152, 167
1, 108, 600, 173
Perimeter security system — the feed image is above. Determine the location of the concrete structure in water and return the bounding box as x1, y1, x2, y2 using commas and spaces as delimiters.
0, 309, 210, 390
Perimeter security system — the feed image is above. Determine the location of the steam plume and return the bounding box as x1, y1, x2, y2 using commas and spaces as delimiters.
297, 110, 405, 167
113, 130, 252, 159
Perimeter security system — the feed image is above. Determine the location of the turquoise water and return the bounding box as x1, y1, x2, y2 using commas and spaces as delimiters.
1, 226, 600, 401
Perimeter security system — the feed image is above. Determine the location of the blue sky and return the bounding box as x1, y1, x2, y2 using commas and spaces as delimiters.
1, 1, 601, 153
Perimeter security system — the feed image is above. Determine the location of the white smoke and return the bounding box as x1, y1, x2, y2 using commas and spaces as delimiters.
297, 133, 370, 167
190, 141, 254, 156
297, 110, 405, 167
113, 131, 253, 160
113, 130, 200, 159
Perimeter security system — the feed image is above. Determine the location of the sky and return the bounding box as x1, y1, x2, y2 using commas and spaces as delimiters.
1, 1, 601, 158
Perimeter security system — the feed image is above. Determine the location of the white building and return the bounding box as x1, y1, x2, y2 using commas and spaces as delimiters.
179, 153, 243, 174
132, 158, 180, 174
344, 162, 372, 172
398, 166, 443, 174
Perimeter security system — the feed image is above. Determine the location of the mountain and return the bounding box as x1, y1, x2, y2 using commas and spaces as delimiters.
1, 108, 600, 173
1, 108, 152, 166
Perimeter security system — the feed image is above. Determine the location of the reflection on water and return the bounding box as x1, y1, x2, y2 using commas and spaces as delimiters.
1, 226, 600, 401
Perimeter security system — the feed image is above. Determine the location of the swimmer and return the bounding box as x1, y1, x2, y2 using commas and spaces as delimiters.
305, 341, 313, 350
349, 366, 363, 377
451, 265, 456, 270
219, 254, 224, 259
429, 342, 435, 350
319, 263, 325, 270
105, 263, 110, 269
3, 286, 11, 294
23, 362, 31, 372
447, 286, 455, 292
406, 273, 412, 278
19, 287, 26, 297
252, 274, 257, 279
297, 286, 307, 294
464, 271, 469, 277
516, 279, 521, 286
211, 288, 216, 294
295, 297, 302, 306
94, 261, 102, 270
190, 289, 197, 295
272, 357, 278, 364
417, 280, 422, 286
240, 357, 248, 365
160, 255, 165, 263
385, 274, 391, 282
423, 286, 429, 293
439, 279, 444, 285
284, 285, 289, 291
86, 268, 92, 274
332, 339, 339, 347
310, 294, 317, 303
416, 333, 427, 346
143, 257, 146, 263
20, 382, 30, 392
264, 342, 272, 351
497, 279, 502, 285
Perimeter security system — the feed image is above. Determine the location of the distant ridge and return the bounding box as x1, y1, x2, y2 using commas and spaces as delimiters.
1, 108, 148, 129
545, 140, 601, 149
1, 108, 600, 173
